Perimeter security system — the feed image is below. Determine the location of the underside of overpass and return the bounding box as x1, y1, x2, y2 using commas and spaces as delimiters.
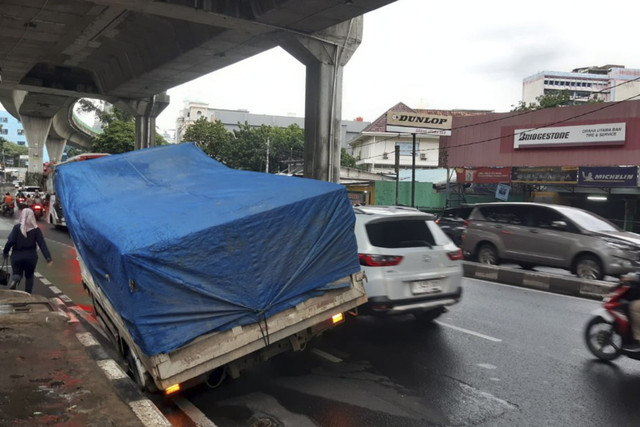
0, 0, 395, 182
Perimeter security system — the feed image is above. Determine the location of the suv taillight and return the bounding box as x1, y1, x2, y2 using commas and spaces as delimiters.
463, 219, 469, 227
358, 254, 403, 267
447, 249, 463, 260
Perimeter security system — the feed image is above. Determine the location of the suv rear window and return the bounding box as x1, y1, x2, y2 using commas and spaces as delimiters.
366, 219, 436, 248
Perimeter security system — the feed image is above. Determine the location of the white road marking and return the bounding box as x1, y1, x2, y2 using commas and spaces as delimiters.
97, 359, 128, 380
129, 400, 173, 427
476, 363, 497, 370
49, 285, 62, 294
311, 348, 343, 363
171, 395, 218, 427
436, 321, 503, 342
76, 331, 99, 347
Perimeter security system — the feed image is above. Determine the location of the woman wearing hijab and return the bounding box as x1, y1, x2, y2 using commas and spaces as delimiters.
3, 208, 53, 293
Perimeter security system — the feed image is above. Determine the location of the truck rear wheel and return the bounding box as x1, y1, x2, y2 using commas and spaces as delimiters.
126, 349, 157, 393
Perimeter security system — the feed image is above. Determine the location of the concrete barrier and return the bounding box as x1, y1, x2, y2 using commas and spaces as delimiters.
462, 262, 615, 301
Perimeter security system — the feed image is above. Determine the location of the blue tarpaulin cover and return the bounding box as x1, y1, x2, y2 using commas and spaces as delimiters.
55, 143, 360, 356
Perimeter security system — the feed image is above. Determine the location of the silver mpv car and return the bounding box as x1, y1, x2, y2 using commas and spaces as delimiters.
461, 202, 640, 280
353, 206, 463, 321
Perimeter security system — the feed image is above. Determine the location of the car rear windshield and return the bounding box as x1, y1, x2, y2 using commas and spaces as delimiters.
366, 219, 439, 248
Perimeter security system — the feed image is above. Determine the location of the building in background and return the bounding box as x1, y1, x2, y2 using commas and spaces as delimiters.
0, 111, 26, 146
349, 103, 491, 174
175, 101, 369, 148
522, 64, 640, 105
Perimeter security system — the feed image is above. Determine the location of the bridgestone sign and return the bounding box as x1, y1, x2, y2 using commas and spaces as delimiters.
514, 123, 626, 149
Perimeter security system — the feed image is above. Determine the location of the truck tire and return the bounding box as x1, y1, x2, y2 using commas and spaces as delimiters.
126, 349, 157, 393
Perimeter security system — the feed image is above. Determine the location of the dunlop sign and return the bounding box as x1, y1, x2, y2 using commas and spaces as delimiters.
386, 111, 453, 136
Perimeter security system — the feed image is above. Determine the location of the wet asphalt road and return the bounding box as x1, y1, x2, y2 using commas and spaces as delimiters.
3, 215, 640, 426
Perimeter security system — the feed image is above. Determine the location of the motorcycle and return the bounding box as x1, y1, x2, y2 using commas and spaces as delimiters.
1, 202, 15, 217
32, 202, 44, 220
584, 272, 640, 361
16, 196, 26, 210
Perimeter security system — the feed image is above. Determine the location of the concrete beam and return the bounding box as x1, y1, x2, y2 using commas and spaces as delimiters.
280, 18, 362, 182
117, 93, 170, 150
21, 115, 52, 174
45, 138, 67, 164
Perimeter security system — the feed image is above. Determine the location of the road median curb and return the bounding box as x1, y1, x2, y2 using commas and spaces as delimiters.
462, 262, 615, 300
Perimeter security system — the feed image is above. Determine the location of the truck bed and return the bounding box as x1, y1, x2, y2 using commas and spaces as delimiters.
81, 254, 367, 390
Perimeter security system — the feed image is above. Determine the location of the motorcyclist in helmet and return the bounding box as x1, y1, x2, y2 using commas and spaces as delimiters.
1, 192, 12, 211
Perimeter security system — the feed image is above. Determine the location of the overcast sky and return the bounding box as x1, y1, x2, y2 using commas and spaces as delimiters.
155, 0, 640, 131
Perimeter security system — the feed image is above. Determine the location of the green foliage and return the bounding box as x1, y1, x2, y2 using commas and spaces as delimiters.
0, 140, 28, 168
511, 90, 602, 111
341, 148, 357, 168
86, 101, 168, 153
182, 118, 230, 159
224, 123, 271, 171
91, 119, 135, 154
181, 119, 359, 173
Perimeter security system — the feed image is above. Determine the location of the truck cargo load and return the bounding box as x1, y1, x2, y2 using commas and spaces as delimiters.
55, 143, 360, 357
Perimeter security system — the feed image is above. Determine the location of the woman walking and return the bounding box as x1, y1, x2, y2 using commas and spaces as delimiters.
3, 208, 53, 293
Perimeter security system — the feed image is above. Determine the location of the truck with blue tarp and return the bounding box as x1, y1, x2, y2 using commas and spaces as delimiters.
55, 143, 366, 393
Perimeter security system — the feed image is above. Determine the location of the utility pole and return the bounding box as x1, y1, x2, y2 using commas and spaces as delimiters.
395, 145, 400, 205
411, 132, 416, 207
265, 136, 270, 173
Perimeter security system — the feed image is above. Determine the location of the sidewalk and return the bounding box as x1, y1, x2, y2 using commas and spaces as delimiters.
0, 289, 171, 426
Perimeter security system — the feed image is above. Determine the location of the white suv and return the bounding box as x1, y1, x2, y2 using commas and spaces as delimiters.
353, 206, 463, 321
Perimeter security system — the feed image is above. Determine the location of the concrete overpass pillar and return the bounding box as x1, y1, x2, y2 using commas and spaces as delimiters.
121, 93, 170, 150
46, 137, 67, 164
21, 115, 52, 183
280, 17, 362, 182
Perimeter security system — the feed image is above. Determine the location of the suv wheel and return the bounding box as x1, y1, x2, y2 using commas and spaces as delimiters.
575, 255, 603, 280
477, 243, 499, 265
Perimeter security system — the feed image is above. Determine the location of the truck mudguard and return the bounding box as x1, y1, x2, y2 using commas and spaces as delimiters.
55, 143, 360, 356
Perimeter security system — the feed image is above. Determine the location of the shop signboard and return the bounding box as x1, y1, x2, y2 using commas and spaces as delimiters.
495, 184, 510, 201
386, 111, 452, 135
514, 123, 626, 149
511, 167, 578, 184
456, 167, 511, 184
577, 166, 638, 187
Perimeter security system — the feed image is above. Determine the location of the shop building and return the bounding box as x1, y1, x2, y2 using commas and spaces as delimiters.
440, 99, 640, 231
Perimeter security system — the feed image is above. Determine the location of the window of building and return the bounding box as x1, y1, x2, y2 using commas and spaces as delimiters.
0, 117, 7, 123
0, 129, 8, 135
17, 129, 24, 135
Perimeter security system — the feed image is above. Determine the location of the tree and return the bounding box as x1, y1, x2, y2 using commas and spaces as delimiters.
341, 148, 358, 168
224, 123, 272, 171
268, 124, 304, 173
79, 99, 167, 152
91, 119, 136, 154
0, 139, 28, 181
511, 90, 602, 111
182, 118, 230, 159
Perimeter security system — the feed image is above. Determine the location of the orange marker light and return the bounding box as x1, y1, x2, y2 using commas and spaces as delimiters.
331, 313, 344, 324
165, 384, 181, 395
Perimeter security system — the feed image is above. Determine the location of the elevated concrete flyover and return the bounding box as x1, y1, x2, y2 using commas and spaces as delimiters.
0, 0, 396, 180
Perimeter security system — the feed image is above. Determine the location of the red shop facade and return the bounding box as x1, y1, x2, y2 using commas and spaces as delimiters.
439, 100, 640, 231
